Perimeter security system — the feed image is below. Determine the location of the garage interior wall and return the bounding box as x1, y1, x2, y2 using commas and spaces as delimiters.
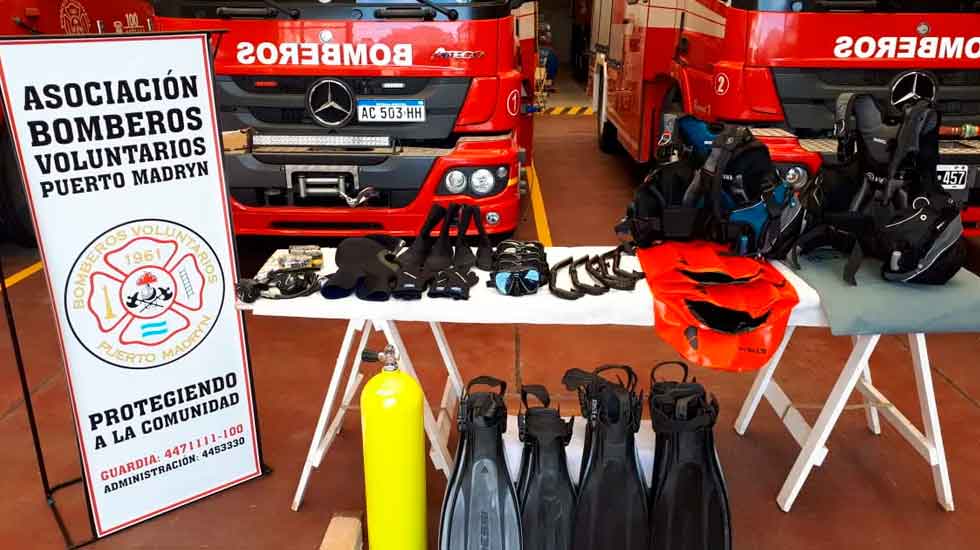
538, 0, 574, 63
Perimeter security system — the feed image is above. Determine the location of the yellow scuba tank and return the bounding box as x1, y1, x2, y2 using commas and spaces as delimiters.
360, 345, 427, 550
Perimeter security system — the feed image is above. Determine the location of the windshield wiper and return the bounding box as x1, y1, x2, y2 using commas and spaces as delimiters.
216, 0, 301, 19
413, 0, 459, 21
260, 0, 301, 18
813, 0, 878, 10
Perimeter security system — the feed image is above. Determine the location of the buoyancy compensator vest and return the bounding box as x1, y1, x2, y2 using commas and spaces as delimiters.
617, 120, 799, 258
798, 93, 965, 285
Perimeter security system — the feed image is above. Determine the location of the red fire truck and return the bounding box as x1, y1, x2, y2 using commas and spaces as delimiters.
0, 0, 154, 245
590, 0, 980, 235
153, 0, 538, 238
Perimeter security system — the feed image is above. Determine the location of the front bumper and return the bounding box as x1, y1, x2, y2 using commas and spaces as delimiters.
226, 133, 522, 237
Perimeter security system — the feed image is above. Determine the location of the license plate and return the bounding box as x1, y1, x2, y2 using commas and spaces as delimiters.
937, 164, 969, 191
357, 99, 425, 123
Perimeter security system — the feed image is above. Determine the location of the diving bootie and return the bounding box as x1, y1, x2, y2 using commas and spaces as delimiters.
517, 385, 575, 550
398, 203, 447, 269
470, 205, 495, 271
439, 376, 523, 550
648, 362, 731, 550
453, 205, 477, 270
562, 365, 649, 550
393, 204, 447, 300
426, 203, 461, 273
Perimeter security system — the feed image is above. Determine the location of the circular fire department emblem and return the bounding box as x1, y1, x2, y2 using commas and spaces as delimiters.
64, 219, 225, 370
59, 0, 92, 35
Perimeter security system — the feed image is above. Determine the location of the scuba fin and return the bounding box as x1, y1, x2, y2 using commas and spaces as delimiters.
517, 385, 576, 550
648, 362, 731, 550
440, 376, 523, 550
562, 365, 649, 550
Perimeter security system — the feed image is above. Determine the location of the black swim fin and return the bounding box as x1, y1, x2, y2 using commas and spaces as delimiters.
440, 376, 523, 550
564, 365, 649, 550
517, 385, 575, 550
648, 361, 731, 550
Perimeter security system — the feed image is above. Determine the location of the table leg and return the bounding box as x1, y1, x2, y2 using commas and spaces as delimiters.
776, 334, 880, 512
292, 319, 363, 511
430, 321, 465, 396
854, 336, 881, 435
378, 320, 456, 478
430, 322, 464, 452
735, 326, 795, 436
908, 333, 955, 511
313, 320, 373, 468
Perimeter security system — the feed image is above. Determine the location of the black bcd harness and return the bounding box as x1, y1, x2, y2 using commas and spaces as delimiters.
617, 125, 798, 258
797, 93, 965, 285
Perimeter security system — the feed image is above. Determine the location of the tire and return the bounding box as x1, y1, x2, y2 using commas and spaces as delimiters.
595, 74, 621, 154
0, 122, 36, 247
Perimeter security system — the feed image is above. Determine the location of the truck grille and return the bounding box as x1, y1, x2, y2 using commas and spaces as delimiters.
771, 68, 980, 137
232, 75, 432, 96
230, 187, 419, 209
215, 75, 471, 142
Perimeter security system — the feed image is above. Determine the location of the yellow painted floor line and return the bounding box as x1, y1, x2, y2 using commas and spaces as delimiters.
536, 106, 593, 116
527, 163, 553, 247
2, 261, 43, 291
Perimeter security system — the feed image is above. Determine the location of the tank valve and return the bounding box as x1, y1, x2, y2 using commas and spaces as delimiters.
362, 345, 399, 371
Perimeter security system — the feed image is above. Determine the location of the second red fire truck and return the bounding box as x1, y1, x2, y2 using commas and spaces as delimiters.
590, 0, 980, 235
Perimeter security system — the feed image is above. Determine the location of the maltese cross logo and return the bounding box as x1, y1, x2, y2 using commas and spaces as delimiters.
66, 220, 224, 369
89, 238, 204, 347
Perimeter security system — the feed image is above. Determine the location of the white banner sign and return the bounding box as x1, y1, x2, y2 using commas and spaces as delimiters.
0, 34, 261, 536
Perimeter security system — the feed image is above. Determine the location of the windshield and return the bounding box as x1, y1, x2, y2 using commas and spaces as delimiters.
733, 0, 979, 12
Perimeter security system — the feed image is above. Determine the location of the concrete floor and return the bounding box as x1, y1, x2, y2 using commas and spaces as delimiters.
3, 116, 980, 549
542, 68, 591, 109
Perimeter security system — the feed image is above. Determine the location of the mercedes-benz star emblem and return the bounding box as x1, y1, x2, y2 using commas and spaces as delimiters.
307, 78, 354, 128
916, 21, 930, 36
890, 71, 937, 109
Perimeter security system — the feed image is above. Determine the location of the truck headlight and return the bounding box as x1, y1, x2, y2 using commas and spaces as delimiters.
438, 166, 509, 196
444, 170, 467, 194
470, 169, 496, 195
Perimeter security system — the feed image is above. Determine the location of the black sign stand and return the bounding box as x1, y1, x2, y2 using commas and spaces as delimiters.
0, 30, 269, 550
1, 231, 273, 550
0, 254, 98, 548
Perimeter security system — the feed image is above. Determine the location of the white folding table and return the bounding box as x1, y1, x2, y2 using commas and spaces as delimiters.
243, 246, 954, 513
